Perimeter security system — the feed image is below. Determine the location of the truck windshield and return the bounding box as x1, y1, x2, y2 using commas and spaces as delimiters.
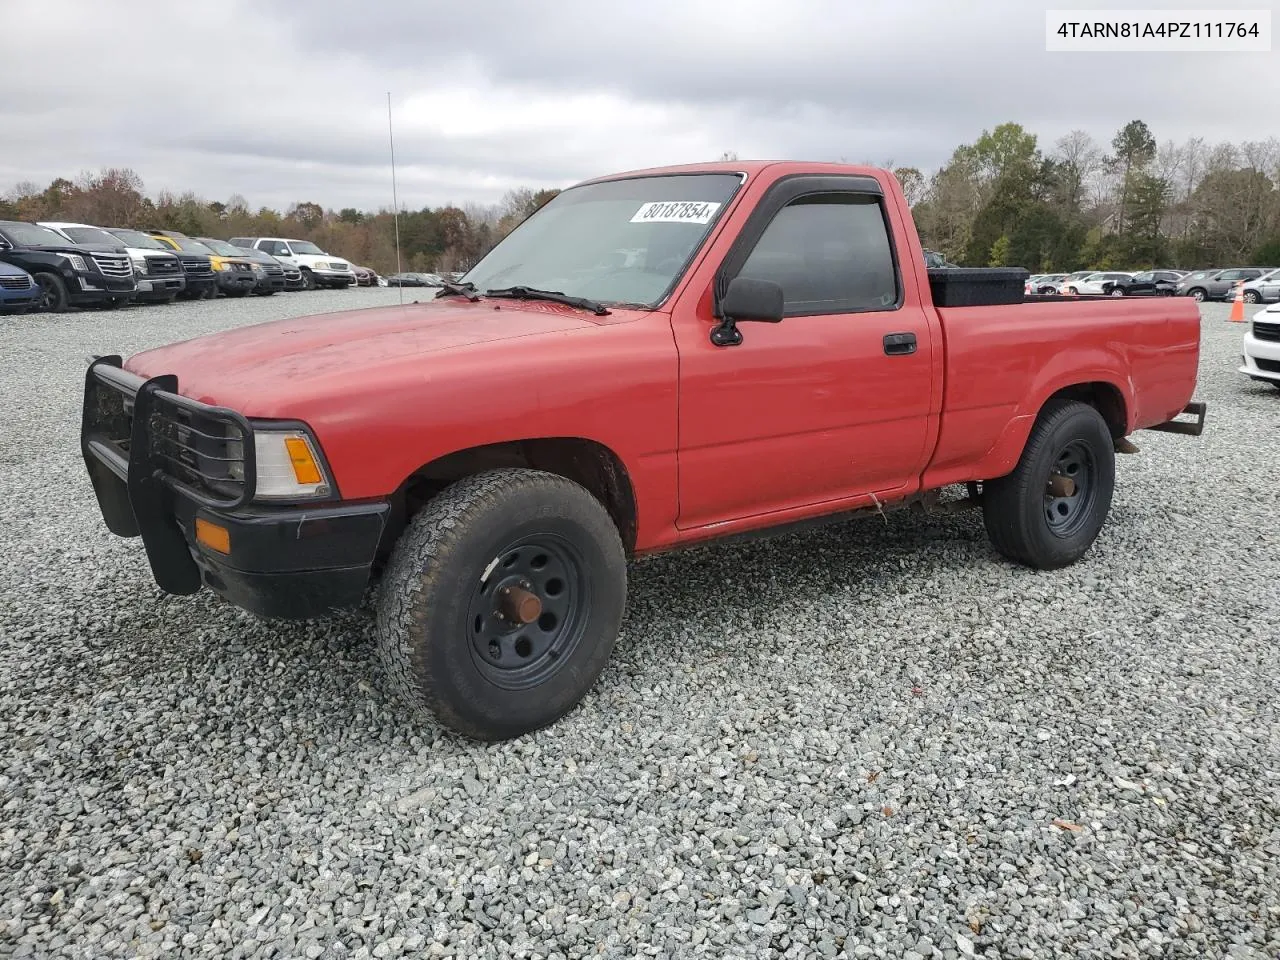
463, 173, 743, 307
106, 229, 168, 249
199, 239, 244, 256
62, 227, 123, 247
171, 238, 215, 254
288, 240, 325, 255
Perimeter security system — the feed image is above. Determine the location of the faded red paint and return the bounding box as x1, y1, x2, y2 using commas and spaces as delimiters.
124, 161, 1202, 555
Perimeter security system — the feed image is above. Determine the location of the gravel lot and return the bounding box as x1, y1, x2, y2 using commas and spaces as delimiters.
1, 292, 1278, 960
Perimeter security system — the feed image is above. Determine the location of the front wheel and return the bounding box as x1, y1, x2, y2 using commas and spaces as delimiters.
1109, 287, 1125, 296
981, 400, 1116, 570
1190, 288, 1207, 302
33, 273, 69, 313
301, 270, 317, 291
375, 468, 627, 741
1244, 290, 1261, 304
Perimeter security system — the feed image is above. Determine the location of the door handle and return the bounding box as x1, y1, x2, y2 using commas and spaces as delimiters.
883, 332, 917, 356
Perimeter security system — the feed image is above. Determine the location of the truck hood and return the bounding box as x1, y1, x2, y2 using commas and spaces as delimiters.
124, 298, 630, 411
27, 243, 127, 257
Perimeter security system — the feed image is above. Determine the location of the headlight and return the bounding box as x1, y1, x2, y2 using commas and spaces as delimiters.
213, 261, 231, 272
253, 429, 332, 499
131, 257, 148, 275
66, 254, 89, 272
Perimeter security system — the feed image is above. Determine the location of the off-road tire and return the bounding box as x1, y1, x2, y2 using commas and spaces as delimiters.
33, 272, 69, 313
375, 468, 627, 741
982, 399, 1115, 570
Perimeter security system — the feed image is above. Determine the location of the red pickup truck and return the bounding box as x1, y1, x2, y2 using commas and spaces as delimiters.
81, 161, 1207, 741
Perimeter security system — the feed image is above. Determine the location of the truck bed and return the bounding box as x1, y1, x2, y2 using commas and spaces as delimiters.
921, 296, 1202, 490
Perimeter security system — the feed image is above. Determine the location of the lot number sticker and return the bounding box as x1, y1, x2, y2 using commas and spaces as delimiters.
630, 201, 721, 224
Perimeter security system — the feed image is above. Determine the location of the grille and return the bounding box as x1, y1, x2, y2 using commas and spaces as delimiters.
92, 254, 133, 279
0, 274, 33, 290
265, 265, 284, 276
1255, 357, 1280, 374
1251, 320, 1280, 343
148, 397, 248, 503
180, 259, 214, 278
145, 256, 182, 277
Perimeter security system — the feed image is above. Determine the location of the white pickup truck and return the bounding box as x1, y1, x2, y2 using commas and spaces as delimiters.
227, 236, 355, 290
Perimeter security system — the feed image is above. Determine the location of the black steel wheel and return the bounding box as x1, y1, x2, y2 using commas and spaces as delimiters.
1043, 440, 1097, 538
982, 399, 1115, 570
376, 468, 627, 741
465, 535, 588, 691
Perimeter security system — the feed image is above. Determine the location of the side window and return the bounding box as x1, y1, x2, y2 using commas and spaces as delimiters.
1218, 270, 1241, 280
260, 241, 283, 256
736, 193, 898, 315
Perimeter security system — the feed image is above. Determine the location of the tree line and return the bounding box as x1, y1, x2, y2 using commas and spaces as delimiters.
895, 120, 1280, 271
0, 170, 560, 276
4, 119, 1276, 275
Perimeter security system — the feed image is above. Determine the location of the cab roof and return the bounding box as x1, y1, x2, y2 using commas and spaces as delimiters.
576, 160, 890, 188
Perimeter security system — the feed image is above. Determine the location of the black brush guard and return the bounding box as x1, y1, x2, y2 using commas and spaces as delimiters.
81, 355, 256, 596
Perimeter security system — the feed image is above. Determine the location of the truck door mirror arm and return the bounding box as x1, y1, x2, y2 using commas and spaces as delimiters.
710, 276, 785, 347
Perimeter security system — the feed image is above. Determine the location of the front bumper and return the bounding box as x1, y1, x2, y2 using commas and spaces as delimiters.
135, 275, 186, 299
69, 272, 137, 305
215, 271, 258, 294
0, 286, 40, 310
255, 273, 287, 293
312, 269, 354, 287
81, 356, 390, 619
1240, 329, 1280, 382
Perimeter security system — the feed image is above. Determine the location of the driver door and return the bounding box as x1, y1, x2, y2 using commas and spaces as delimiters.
673, 179, 936, 529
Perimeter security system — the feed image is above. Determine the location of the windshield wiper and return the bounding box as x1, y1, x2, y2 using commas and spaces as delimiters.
435, 280, 480, 302
482, 285, 610, 316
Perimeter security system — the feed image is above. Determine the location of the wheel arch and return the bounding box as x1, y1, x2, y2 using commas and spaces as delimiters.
970, 379, 1131, 484
382, 437, 639, 560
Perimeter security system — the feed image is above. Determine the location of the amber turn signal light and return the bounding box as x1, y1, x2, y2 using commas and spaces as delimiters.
283, 436, 323, 485
195, 518, 231, 554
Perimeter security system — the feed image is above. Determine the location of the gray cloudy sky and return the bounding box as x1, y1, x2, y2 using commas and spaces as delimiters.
2, 0, 1271, 212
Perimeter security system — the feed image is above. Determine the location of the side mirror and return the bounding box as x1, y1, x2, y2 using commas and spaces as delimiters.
711, 276, 784, 346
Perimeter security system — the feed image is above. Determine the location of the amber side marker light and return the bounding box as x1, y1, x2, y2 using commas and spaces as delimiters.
284, 436, 323, 485
195, 518, 231, 554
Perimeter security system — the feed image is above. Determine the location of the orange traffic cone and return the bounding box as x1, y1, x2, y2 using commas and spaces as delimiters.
1229, 282, 1246, 322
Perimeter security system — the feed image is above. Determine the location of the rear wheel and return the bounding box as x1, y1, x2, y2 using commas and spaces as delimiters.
33, 273, 69, 313
982, 400, 1115, 570
375, 468, 627, 741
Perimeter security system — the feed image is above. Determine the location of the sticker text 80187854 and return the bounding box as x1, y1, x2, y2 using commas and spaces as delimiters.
630, 201, 722, 225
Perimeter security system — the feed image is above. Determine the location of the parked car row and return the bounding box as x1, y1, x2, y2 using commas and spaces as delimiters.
1024, 266, 1280, 302
0, 218, 388, 315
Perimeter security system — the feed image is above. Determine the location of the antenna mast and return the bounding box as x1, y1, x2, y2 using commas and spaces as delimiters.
387, 91, 404, 306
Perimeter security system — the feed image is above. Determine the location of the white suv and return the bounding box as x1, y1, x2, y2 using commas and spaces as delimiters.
228, 237, 354, 290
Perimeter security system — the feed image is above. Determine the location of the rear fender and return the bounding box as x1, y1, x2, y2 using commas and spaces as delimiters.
971, 368, 1134, 481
